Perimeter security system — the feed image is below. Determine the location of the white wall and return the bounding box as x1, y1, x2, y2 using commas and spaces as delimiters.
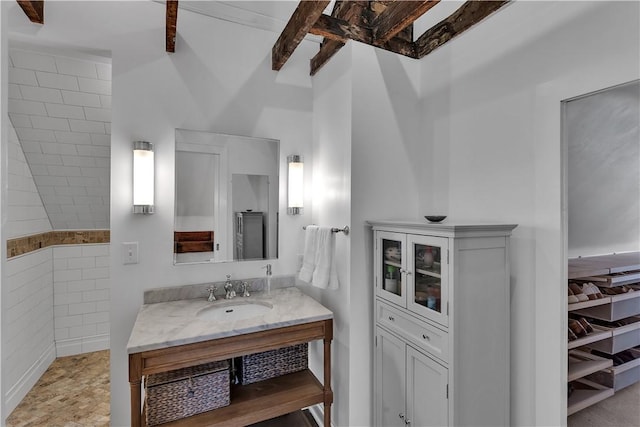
418, 2, 640, 425
306, 44, 353, 427
349, 44, 422, 427
566, 81, 639, 258
0, 2, 6, 419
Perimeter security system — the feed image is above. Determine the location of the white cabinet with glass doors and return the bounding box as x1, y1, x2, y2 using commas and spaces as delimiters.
370, 220, 517, 427
376, 231, 449, 327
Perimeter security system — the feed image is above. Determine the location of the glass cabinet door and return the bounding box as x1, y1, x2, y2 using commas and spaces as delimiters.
408, 235, 449, 326
377, 231, 405, 307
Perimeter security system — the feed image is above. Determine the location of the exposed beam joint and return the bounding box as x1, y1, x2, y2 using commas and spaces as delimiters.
272, 0, 331, 71
309, 14, 369, 44
166, 0, 178, 53
16, 0, 44, 24
310, 14, 416, 57
373, 0, 440, 44
415, 0, 510, 58
310, 0, 366, 76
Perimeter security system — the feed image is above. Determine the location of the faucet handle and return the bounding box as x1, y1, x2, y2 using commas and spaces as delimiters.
241, 281, 251, 297
262, 264, 272, 276
207, 284, 217, 301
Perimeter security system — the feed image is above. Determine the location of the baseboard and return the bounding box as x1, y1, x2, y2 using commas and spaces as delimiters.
56, 334, 110, 357
308, 404, 335, 427
5, 342, 56, 415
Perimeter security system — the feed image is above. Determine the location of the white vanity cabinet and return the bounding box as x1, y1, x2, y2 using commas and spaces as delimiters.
370, 221, 517, 427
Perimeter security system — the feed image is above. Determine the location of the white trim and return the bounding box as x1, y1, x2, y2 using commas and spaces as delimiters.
308, 404, 334, 427
56, 334, 110, 358
4, 342, 56, 416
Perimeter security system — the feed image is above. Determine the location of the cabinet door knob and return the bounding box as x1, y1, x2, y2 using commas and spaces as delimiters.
422, 334, 430, 341
406, 271, 412, 276
399, 413, 405, 420
388, 316, 395, 321
405, 419, 411, 425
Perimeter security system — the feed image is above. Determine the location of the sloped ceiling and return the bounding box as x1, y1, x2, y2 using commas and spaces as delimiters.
7, 47, 111, 230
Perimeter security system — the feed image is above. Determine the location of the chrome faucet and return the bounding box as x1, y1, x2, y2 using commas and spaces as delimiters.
207, 284, 217, 302
224, 275, 236, 299
241, 281, 250, 297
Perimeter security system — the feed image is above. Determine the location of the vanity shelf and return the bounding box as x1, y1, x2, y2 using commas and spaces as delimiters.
129, 319, 333, 427
151, 370, 323, 427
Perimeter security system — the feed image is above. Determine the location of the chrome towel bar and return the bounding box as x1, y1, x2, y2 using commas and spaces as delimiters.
303, 225, 350, 235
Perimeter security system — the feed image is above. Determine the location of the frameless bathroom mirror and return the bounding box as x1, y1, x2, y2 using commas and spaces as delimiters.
174, 129, 279, 264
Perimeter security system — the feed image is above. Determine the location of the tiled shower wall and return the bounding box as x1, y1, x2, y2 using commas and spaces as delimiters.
5, 250, 55, 415
5, 122, 55, 414
53, 244, 110, 357
7, 121, 52, 238
4, 50, 112, 414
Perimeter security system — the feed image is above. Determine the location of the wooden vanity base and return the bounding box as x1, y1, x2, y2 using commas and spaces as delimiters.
129, 319, 333, 427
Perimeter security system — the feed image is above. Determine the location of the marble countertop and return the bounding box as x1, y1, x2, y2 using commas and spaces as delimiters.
127, 287, 333, 354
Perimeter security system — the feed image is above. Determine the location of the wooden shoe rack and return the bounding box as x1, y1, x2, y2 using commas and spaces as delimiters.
567, 252, 640, 417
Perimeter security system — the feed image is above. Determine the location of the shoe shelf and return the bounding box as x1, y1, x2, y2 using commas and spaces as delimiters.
568, 296, 612, 312
567, 378, 615, 416
576, 271, 640, 288
568, 252, 640, 280
568, 325, 612, 350
568, 350, 613, 382
567, 252, 640, 418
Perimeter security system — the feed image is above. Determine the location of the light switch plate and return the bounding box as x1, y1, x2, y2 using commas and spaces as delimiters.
122, 242, 139, 264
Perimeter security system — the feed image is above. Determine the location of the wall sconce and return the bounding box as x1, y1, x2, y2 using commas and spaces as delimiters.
287, 154, 303, 215
133, 141, 154, 214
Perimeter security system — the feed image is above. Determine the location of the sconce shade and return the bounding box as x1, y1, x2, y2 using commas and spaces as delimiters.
287, 154, 303, 215
133, 141, 154, 214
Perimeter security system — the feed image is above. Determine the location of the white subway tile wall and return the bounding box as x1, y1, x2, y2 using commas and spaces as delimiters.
53, 244, 110, 356
7, 122, 52, 239
5, 249, 55, 393
8, 48, 111, 230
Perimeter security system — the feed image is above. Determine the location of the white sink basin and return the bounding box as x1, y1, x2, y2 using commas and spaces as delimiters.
197, 302, 272, 322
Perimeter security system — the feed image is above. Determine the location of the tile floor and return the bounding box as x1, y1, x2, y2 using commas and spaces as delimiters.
6, 350, 110, 427
6, 350, 318, 427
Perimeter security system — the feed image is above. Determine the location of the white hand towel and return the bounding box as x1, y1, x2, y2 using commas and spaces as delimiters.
311, 226, 339, 290
299, 225, 318, 283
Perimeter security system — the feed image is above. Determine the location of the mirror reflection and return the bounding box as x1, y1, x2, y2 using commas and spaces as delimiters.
174, 129, 279, 264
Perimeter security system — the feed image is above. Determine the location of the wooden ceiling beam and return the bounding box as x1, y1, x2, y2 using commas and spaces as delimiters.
372, 0, 440, 44
311, 40, 346, 76
16, 0, 44, 24
415, 0, 510, 58
272, 0, 331, 71
166, 0, 178, 53
310, 1, 366, 76
310, 14, 416, 58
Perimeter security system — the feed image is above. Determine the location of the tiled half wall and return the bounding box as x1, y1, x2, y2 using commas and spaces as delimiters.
4, 232, 110, 414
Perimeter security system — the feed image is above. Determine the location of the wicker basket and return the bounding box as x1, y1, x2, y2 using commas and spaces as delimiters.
237, 343, 308, 385
145, 360, 230, 426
